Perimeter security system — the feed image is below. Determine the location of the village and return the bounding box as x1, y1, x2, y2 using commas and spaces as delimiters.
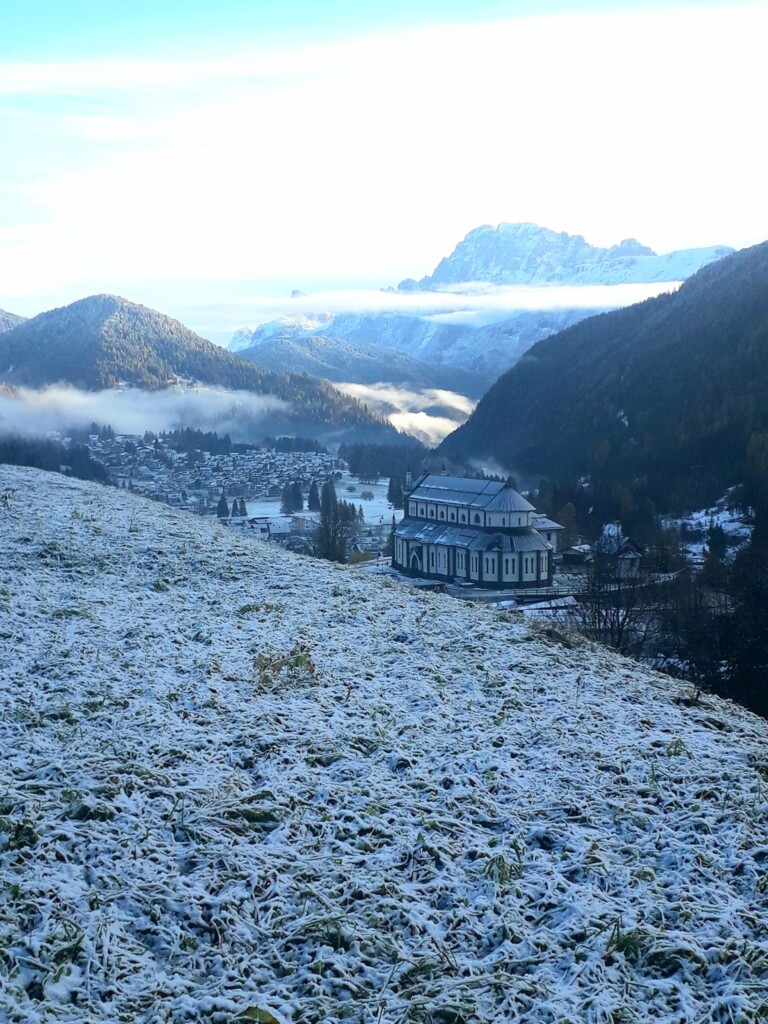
81, 431, 339, 509
77, 430, 398, 557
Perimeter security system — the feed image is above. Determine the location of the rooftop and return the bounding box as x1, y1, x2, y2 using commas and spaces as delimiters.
409, 473, 535, 512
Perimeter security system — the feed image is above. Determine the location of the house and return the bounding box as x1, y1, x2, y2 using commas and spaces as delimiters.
392, 473, 561, 590
531, 514, 566, 554
589, 524, 644, 580
561, 543, 592, 568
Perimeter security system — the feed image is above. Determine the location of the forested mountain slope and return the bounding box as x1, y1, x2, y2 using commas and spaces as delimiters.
236, 329, 491, 397
440, 242, 768, 511
0, 295, 401, 441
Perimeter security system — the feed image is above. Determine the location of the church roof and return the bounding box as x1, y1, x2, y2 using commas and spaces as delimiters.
467, 530, 550, 553
408, 474, 534, 512
532, 515, 565, 531
484, 487, 535, 514
395, 520, 551, 552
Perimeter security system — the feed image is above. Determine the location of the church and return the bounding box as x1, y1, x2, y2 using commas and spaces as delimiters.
392, 472, 562, 590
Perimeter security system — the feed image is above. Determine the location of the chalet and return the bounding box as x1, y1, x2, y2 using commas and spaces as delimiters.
393, 473, 561, 590
589, 523, 643, 579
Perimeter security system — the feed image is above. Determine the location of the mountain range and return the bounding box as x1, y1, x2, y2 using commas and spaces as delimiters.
233, 315, 491, 396
439, 241, 768, 512
398, 221, 734, 290
232, 224, 732, 378
233, 307, 607, 378
0, 295, 401, 443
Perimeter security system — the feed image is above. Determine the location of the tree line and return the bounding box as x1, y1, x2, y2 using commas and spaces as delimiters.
0, 435, 108, 484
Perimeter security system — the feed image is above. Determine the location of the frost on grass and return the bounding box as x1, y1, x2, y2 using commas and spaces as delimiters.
1, 466, 768, 1024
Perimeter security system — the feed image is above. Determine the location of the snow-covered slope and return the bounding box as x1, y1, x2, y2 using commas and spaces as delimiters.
0, 307, 25, 333
230, 315, 334, 355
234, 308, 591, 377
401, 222, 734, 290
2, 466, 768, 1023
235, 324, 491, 396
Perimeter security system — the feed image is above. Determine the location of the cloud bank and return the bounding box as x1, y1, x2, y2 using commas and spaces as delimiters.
335, 382, 475, 446
0, 386, 287, 441
192, 281, 680, 339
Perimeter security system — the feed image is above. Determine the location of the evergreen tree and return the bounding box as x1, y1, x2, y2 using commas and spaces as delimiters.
317, 479, 339, 561
308, 480, 320, 511
555, 502, 578, 549
702, 523, 728, 588
280, 483, 295, 515
387, 477, 404, 509
216, 492, 229, 518
722, 522, 768, 718
291, 481, 304, 512
317, 481, 356, 562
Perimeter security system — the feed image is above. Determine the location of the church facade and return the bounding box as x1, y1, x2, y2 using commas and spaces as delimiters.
392, 473, 560, 590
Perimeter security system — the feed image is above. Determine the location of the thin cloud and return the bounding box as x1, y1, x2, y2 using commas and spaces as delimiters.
202, 282, 680, 334
1, 4, 766, 314
0, 386, 287, 440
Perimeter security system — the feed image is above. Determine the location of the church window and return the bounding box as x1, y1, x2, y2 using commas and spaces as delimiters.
474, 513, 481, 524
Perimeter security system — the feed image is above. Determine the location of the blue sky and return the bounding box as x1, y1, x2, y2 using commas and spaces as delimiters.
1, 1, 766, 338
2, 1, 696, 57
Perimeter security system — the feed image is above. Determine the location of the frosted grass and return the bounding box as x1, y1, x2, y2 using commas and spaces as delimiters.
1, 466, 767, 1023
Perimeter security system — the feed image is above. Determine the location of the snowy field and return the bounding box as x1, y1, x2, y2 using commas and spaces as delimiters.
2, 465, 768, 1023
245, 471, 403, 527
664, 496, 753, 562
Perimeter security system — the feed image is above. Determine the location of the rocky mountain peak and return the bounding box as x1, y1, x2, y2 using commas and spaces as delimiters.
400, 222, 733, 290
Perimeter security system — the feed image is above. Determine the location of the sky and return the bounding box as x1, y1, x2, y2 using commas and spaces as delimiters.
1, 0, 766, 341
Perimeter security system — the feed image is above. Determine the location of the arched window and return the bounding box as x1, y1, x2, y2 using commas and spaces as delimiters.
474, 513, 481, 525
439, 508, 445, 519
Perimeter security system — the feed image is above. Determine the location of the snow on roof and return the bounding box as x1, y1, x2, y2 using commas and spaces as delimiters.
409, 474, 534, 511
532, 514, 565, 530
484, 485, 535, 513
395, 521, 549, 551
2, 464, 768, 1023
